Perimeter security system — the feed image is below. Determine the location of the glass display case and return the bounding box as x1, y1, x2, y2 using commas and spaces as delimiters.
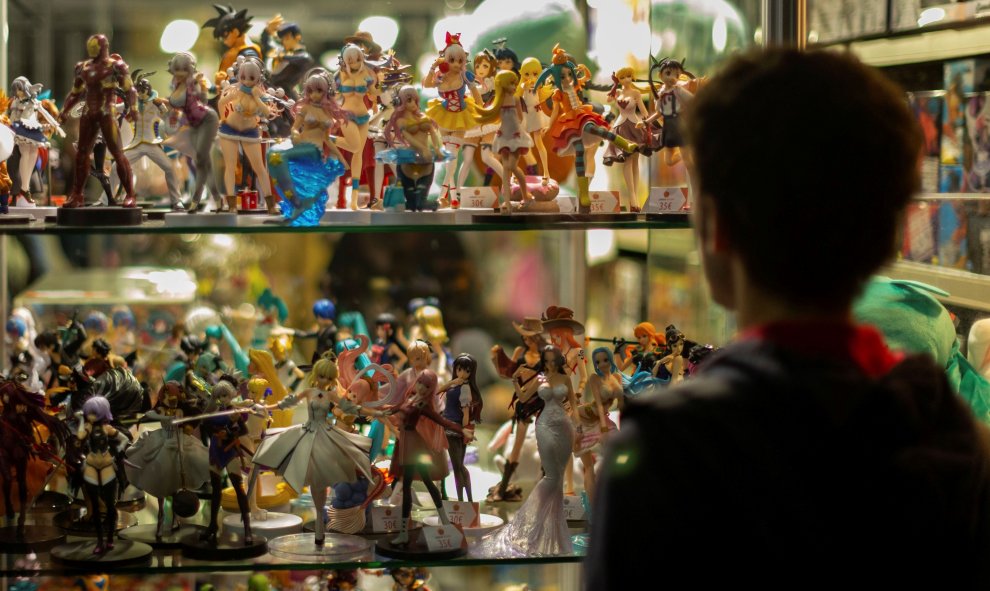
0, 1, 763, 589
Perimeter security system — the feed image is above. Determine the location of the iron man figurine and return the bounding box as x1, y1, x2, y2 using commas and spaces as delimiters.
59, 34, 137, 208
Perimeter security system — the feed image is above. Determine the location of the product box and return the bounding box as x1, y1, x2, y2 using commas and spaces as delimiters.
808, 0, 887, 43
963, 93, 990, 192
908, 91, 943, 193
967, 209, 990, 274
944, 58, 990, 94
936, 200, 969, 269
941, 84, 966, 168
901, 201, 937, 263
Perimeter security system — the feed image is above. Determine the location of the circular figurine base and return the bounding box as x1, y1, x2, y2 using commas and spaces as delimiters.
422, 513, 504, 538
376, 528, 467, 560
0, 525, 66, 552
56, 206, 144, 226
303, 517, 423, 540
143, 208, 171, 221
179, 531, 268, 561
570, 533, 589, 556
53, 509, 138, 536
50, 539, 153, 568
222, 511, 302, 538
117, 487, 146, 511
0, 214, 33, 225
119, 523, 208, 549
29, 491, 74, 514
267, 532, 372, 563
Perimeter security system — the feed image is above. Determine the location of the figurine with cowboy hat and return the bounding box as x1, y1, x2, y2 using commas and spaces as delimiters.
541, 305, 586, 496
488, 316, 550, 502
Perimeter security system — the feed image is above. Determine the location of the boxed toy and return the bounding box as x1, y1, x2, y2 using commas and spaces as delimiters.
909, 91, 943, 193
963, 93, 989, 192
944, 58, 990, 94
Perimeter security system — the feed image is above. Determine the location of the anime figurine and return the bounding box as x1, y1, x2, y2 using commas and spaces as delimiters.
124, 381, 209, 540
492, 39, 521, 75
268, 68, 348, 226
122, 70, 184, 210
424, 32, 482, 209
464, 49, 505, 189
616, 321, 665, 374
478, 345, 575, 557
654, 324, 691, 385
199, 376, 256, 544
336, 336, 394, 462
58, 34, 137, 209
166, 52, 222, 213
372, 313, 407, 370
390, 568, 431, 591
378, 86, 449, 211
7, 77, 63, 207
0, 379, 69, 536
489, 317, 547, 502
203, 4, 262, 86
413, 305, 451, 382
252, 352, 382, 546
75, 396, 130, 554
574, 347, 622, 502
518, 58, 551, 183
268, 334, 306, 391
438, 354, 482, 502
370, 53, 414, 204
604, 68, 651, 212
261, 16, 315, 101
217, 57, 275, 214
474, 70, 532, 213
541, 306, 586, 495
537, 45, 637, 213
326, 570, 360, 591
4, 312, 44, 392
334, 44, 382, 209
384, 370, 472, 546
643, 57, 696, 167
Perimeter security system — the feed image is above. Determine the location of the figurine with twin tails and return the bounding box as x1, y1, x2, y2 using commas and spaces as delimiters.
474, 70, 533, 214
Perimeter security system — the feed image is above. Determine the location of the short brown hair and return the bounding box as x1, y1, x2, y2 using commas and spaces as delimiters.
684, 49, 921, 309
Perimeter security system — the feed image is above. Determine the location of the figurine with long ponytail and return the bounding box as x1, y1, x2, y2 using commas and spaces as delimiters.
474, 70, 532, 214
538, 45, 637, 214
604, 68, 650, 212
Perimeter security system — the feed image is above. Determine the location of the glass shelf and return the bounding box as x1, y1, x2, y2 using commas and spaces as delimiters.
0, 216, 690, 236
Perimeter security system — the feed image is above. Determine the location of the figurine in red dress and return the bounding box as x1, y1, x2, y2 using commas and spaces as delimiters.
59, 35, 137, 208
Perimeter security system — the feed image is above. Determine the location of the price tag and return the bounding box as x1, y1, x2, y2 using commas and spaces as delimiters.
442, 500, 480, 528
421, 524, 466, 551
370, 505, 402, 533
460, 186, 498, 209
258, 472, 278, 497
645, 187, 689, 213
588, 190, 620, 214
563, 495, 587, 521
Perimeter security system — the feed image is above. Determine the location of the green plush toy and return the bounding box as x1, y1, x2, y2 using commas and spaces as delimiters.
853, 276, 990, 424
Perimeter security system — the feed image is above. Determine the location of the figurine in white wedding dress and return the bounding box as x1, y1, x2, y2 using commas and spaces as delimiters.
478, 344, 576, 557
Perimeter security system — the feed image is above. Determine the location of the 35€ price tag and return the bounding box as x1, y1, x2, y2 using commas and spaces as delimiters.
646, 187, 689, 213
442, 500, 480, 528
563, 495, 587, 521
461, 186, 498, 209
422, 524, 466, 551
370, 505, 401, 533
588, 191, 620, 214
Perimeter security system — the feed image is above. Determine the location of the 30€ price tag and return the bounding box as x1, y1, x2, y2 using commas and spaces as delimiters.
422, 524, 466, 551
461, 186, 498, 209
370, 505, 401, 533
442, 500, 480, 528
563, 495, 587, 521
588, 191, 620, 214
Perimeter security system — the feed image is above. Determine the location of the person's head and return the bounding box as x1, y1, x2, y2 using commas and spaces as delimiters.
519, 58, 543, 90
494, 45, 521, 74
203, 5, 252, 47
308, 351, 339, 388
91, 338, 111, 358
474, 50, 496, 79
11, 76, 40, 100
414, 305, 448, 343
82, 395, 113, 424
168, 52, 197, 81
313, 298, 337, 325
634, 322, 664, 351
212, 375, 239, 404
375, 313, 398, 340
592, 347, 618, 377
541, 345, 567, 375
277, 23, 302, 51
341, 44, 367, 71
412, 369, 439, 399
407, 340, 433, 369
537, 45, 585, 92
440, 34, 467, 75
86, 34, 109, 59
236, 58, 264, 87
684, 49, 921, 317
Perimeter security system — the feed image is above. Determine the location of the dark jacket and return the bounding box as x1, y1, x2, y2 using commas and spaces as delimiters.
586, 334, 990, 589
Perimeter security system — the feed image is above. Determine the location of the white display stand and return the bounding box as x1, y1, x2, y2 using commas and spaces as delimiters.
8, 206, 56, 220
222, 511, 302, 539
370, 210, 457, 225
164, 212, 239, 227
322, 209, 373, 224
